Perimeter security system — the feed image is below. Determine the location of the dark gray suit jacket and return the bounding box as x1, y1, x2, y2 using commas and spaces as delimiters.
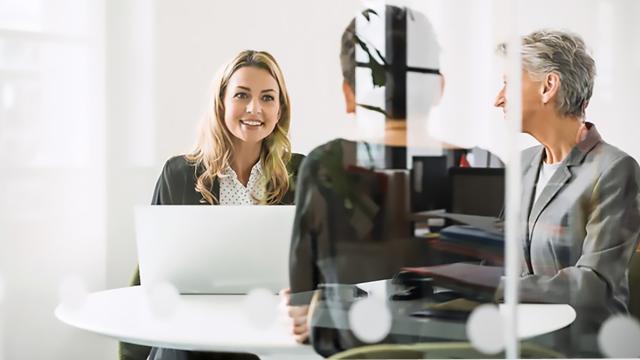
518, 123, 640, 326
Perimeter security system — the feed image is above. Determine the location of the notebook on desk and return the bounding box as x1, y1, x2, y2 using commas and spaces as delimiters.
440, 225, 504, 247
403, 263, 503, 302
411, 210, 503, 235
135, 205, 296, 294
414, 211, 504, 263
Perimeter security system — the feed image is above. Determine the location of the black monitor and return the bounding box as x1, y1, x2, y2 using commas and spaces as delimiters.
411, 156, 450, 212
448, 167, 504, 217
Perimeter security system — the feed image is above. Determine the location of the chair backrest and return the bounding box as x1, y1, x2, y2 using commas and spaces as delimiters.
327, 342, 565, 359
630, 249, 640, 319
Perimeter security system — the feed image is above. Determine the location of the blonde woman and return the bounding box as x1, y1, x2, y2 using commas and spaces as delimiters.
120, 50, 304, 360
154, 50, 302, 207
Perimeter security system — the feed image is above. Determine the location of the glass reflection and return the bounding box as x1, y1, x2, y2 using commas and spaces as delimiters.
288, 1, 640, 359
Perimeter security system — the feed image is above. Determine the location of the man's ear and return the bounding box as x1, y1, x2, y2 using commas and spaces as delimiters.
542, 72, 560, 105
342, 80, 356, 114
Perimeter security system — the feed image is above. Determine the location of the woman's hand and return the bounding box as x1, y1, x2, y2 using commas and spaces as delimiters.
279, 288, 310, 344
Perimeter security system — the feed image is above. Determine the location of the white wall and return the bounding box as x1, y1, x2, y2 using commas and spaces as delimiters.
0, 0, 113, 359
152, 0, 363, 159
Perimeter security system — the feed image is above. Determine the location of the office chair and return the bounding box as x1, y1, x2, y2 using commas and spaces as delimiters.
327, 342, 565, 359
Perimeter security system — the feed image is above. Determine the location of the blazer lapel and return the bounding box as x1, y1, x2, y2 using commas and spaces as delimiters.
528, 164, 572, 236
521, 148, 543, 273
522, 149, 542, 230
527, 122, 603, 237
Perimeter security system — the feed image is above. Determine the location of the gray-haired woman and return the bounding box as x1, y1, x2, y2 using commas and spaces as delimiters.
494, 29, 640, 340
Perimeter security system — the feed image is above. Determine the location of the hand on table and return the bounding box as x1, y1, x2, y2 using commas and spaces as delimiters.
279, 288, 309, 344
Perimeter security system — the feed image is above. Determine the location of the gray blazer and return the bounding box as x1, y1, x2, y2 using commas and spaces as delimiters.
518, 123, 640, 325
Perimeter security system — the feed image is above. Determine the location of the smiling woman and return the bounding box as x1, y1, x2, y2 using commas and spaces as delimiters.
186, 50, 301, 206
119, 50, 305, 360
224, 67, 280, 140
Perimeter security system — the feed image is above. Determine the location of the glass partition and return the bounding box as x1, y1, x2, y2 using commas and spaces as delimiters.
2, 0, 639, 359
291, 0, 640, 358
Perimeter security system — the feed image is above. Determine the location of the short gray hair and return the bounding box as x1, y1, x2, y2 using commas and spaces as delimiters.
498, 29, 596, 118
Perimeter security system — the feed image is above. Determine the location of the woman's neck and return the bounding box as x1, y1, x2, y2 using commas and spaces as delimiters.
534, 116, 583, 164
230, 141, 262, 186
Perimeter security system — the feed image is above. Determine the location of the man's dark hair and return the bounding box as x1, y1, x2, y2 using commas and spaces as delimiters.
339, 6, 440, 119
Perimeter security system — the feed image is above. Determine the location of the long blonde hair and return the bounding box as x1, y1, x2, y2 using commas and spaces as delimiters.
186, 50, 292, 204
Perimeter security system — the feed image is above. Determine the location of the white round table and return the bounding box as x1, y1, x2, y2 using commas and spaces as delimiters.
503, 303, 576, 339
55, 286, 575, 357
55, 286, 318, 358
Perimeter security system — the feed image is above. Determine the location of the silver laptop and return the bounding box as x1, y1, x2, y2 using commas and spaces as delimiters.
135, 205, 295, 294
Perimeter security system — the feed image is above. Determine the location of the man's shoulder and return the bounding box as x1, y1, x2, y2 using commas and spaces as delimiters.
286, 153, 307, 181
289, 152, 306, 168
305, 138, 353, 163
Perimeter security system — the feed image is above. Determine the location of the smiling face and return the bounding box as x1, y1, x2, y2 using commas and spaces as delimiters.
223, 66, 281, 145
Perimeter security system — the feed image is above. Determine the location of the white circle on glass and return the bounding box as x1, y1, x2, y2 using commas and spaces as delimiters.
349, 297, 392, 343
598, 315, 640, 358
467, 304, 504, 354
243, 288, 279, 329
